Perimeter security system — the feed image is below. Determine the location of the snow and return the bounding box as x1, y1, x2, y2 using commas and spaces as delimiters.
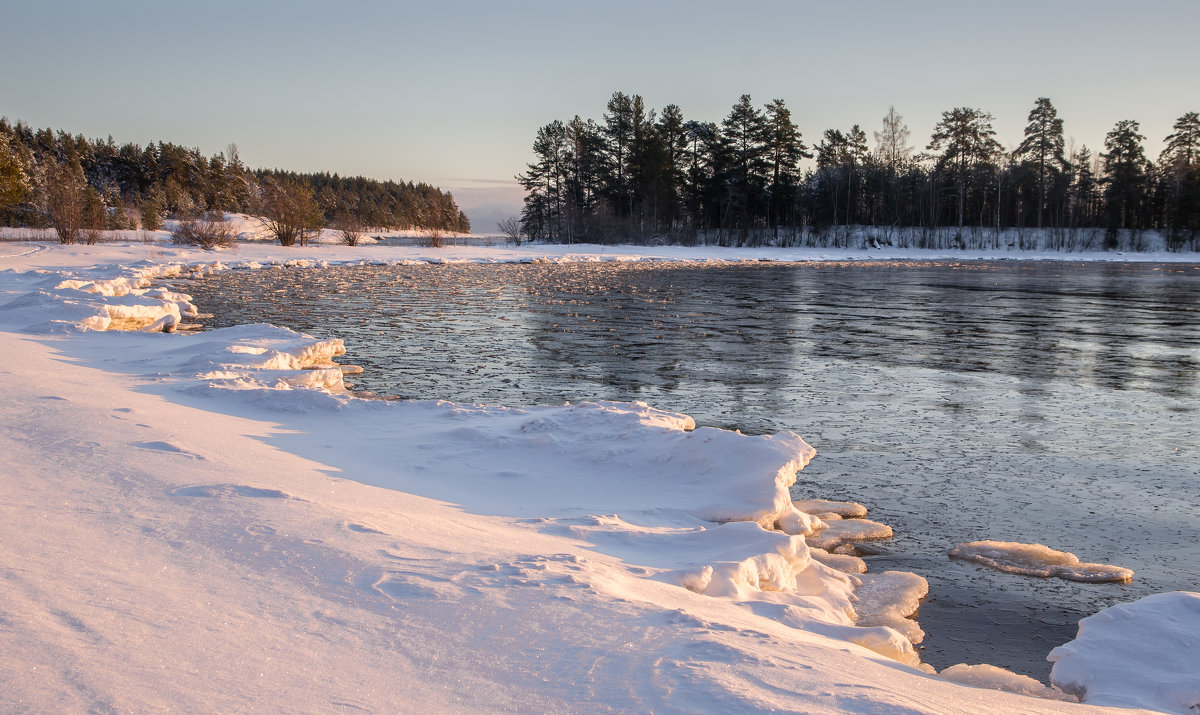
1049, 592, 1200, 713
949, 541, 1135, 583
0, 237, 1182, 712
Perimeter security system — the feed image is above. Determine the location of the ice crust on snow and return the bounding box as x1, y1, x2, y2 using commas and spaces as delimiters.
949, 540, 1134, 582
1049, 591, 1200, 713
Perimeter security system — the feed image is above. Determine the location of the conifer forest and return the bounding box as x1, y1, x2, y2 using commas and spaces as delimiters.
518, 93, 1200, 251
0, 119, 470, 235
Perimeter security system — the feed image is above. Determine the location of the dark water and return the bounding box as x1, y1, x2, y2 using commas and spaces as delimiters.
178, 259, 1200, 680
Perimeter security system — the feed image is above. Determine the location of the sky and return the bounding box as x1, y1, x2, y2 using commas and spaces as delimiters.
2, 0, 1197, 232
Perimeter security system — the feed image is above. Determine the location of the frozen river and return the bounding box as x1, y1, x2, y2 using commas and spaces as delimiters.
181, 259, 1200, 680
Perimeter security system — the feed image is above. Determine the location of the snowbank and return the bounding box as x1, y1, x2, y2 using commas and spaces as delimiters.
1049, 592, 1200, 713
949, 541, 1134, 583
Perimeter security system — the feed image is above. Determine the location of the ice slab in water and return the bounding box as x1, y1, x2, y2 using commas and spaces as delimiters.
807, 518, 893, 551
793, 498, 868, 519
948, 541, 1133, 583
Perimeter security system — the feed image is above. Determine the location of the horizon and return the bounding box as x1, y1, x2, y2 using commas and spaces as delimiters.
2, 0, 1197, 232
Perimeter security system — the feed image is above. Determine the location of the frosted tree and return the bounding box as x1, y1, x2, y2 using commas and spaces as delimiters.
874, 106, 912, 171
0, 135, 30, 215
1017, 97, 1066, 228
45, 160, 88, 244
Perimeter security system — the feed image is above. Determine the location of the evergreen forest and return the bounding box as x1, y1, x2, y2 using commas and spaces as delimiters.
0, 119, 470, 235
518, 93, 1200, 251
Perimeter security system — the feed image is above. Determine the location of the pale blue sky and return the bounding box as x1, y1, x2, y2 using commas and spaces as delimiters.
2, 0, 1196, 231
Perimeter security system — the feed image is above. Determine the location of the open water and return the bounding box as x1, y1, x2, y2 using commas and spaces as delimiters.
179, 259, 1200, 680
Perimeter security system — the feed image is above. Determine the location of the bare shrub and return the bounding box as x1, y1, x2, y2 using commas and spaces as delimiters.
497, 216, 522, 245
336, 213, 364, 246
171, 217, 235, 250
423, 223, 444, 248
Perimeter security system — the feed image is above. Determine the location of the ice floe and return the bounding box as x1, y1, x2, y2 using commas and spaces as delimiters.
948, 540, 1134, 582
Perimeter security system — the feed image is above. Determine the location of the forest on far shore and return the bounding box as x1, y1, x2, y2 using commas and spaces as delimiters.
517, 94, 1200, 251
0, 119, 470, 240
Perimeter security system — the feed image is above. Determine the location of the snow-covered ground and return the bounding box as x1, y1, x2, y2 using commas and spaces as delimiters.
1, 237, 1195, 712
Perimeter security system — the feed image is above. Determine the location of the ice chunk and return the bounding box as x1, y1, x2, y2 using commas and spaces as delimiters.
792, 498, 868, 518
948, 541, 1133, 582
853, 570, 928, 645
807, 518, 893, 551
939, 664, 1076, 702
808, 547, 867, 574
1049, 591, 1200, 713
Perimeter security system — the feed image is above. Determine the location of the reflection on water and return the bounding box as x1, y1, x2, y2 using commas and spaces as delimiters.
181, 259, 1200, 679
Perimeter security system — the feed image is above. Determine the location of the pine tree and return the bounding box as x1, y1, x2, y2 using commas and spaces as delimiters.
517, 120, 569, 241
0, 134, 30, 215
928, 107, 1002, 228
763, 99, 809, 231
718, 95, 770, 237
655, 104, 689, 229
1069, 146, 1099, 228
1159, 112, 1200, 249
682, 120, 717, 231
1100, 119, 1149, 243
601, 92, 646, 218
1017, 97, 1066, 228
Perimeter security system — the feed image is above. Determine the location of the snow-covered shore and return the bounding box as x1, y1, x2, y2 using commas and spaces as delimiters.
2, 239, 1193, 712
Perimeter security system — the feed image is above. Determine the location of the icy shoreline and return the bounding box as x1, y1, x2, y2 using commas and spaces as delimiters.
2, 240, 1194, 712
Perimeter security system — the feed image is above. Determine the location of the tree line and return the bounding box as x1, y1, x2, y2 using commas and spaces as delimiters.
518, 93, 1200, 251
0, 119, 470, 242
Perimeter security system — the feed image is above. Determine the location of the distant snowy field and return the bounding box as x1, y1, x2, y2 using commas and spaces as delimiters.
1, 235, 1196, 713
